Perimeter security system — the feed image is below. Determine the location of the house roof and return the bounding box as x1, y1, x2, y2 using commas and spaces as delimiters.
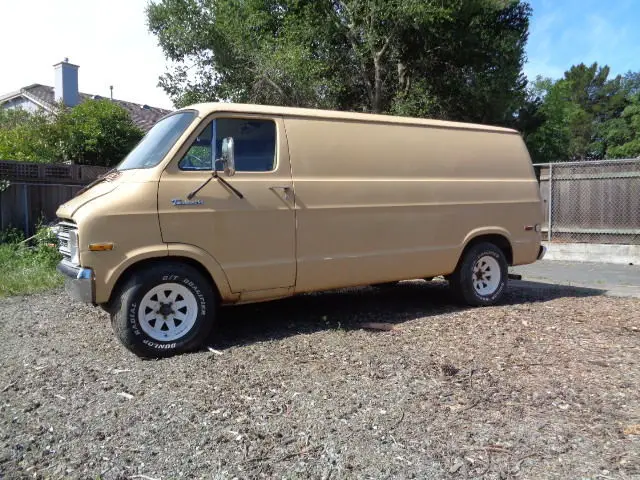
1, 84, 171, 131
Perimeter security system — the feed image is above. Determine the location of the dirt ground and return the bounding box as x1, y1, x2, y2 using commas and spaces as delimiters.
1, 280, 639, 479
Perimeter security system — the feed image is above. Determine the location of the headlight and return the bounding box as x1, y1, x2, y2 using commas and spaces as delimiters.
69, 230, 80, 265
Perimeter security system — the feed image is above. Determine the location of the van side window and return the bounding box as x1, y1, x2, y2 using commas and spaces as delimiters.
216, 118, 276, 172
179, 118, 277, 172
179, 121, 213, 171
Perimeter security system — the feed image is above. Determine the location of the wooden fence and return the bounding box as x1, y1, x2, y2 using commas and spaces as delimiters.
534, 158, 640, 245
0, 160, 109, 236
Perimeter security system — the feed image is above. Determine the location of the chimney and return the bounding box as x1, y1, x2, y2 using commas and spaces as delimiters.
53, 58, 79, 107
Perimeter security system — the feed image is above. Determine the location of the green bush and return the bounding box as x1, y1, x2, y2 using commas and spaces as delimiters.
0, 226, 25, 244
0, 99, 144, 166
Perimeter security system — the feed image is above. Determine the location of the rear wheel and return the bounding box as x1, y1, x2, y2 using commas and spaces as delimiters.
110, 262, 217, 358
449, 242, 508, 306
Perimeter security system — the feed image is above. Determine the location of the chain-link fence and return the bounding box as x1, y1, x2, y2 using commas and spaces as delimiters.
533, 158, 640, 245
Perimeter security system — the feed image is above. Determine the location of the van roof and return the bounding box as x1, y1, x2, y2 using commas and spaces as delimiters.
181, 102, 519, 134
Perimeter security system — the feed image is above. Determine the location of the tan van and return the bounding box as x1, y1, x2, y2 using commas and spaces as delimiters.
55, 103, 545, 357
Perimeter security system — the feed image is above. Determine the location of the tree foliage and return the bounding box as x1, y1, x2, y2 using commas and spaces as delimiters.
0, 100, 143, 167
147, 0, 531, 125
606, 93, 640, 158
56, 100, 144, 166
524, 64, 640, 162
0, 109, 59, 162
145, 0, 640, 162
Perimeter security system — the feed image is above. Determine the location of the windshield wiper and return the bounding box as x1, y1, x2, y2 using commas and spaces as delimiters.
187, 171, 244, 200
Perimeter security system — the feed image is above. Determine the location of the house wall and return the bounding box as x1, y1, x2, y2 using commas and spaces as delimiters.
0, 96, 41, 113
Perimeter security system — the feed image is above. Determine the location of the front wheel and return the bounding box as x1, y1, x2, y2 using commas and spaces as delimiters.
449, 242, 508, 306
110, 262, 217, 358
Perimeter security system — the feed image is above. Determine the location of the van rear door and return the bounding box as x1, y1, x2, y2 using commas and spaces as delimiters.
157, 115, 296, 293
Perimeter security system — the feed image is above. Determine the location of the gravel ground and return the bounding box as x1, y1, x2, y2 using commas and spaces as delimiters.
1, 280, 639, 479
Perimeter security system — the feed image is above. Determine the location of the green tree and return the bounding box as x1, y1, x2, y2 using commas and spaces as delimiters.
562, 63, 627, 159
55, 100, 144, 166
0, 100, 143, 167
606, 93, 640, 158
0, 109, 59, 162
523, 76, 574, 163
523, 63, 635, 162
146, 0, 531, 125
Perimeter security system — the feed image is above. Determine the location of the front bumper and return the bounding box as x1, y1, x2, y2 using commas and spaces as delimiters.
56, 261, 95, 304
537, 245, 547, 260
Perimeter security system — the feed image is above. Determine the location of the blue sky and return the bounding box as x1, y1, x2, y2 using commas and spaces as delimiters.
524, 0, 640, 81
0, 0, 638, 109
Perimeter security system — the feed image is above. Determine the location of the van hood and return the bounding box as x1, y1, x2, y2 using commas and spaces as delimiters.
56, 169, 156, 219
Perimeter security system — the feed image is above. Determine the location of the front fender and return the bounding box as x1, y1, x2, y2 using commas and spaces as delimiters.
166, 243, 238, 303
94, 244, 169, 304
96, 243, 239, 305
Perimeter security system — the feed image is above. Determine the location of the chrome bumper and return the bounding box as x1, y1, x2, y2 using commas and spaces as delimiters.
56, 261, 95, 304
537, 245, 547, 260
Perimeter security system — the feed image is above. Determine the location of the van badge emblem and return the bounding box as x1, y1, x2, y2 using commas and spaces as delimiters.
171, 198, 204, 206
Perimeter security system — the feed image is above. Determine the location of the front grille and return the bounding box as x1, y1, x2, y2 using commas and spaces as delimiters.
57, 220, 77, 262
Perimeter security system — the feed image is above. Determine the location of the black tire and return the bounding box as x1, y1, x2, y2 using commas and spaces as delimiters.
449, 242, 508, 306
110, 262, 217, 358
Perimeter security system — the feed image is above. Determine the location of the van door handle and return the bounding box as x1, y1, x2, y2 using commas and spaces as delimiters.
269, 185, 294, 202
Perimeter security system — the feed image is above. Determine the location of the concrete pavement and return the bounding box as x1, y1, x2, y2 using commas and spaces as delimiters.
511, 260, 640, 299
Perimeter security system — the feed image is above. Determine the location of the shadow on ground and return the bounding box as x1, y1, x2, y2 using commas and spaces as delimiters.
211, 279, 605, 350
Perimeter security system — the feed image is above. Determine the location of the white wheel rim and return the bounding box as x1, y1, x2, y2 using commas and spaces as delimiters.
138, 283, 199, 342
472, 255, 501, 296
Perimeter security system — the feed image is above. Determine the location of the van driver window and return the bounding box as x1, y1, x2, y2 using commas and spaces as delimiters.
179, 118, 276, 172
216, 118, 277, 172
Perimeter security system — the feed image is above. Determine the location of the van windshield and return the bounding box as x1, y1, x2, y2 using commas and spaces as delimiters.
117, 110, 197, 171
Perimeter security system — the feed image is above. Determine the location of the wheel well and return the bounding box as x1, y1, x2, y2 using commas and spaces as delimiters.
103, 256, 221, 310
462, 234, 513, 265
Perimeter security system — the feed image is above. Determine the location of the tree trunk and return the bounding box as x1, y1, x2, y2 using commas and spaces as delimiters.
373, 56, 382, 113
398, 62, 411, 95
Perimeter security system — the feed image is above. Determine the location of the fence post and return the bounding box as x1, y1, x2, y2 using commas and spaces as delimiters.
547, 163, 553, 242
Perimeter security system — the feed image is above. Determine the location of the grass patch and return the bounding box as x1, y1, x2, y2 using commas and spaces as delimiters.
0, 226, 63, 298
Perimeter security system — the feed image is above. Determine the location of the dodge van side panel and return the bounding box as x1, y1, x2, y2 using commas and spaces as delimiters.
284, 116, 542, 293
157, 114, 297, 293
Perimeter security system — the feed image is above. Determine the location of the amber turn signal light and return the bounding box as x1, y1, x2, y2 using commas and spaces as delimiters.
88, 243, 114, 251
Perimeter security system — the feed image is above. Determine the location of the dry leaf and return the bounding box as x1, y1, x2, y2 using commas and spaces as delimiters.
623, 424, 640, 435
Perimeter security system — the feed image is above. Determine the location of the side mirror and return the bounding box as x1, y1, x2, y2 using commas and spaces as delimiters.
221, 137, 236, 176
